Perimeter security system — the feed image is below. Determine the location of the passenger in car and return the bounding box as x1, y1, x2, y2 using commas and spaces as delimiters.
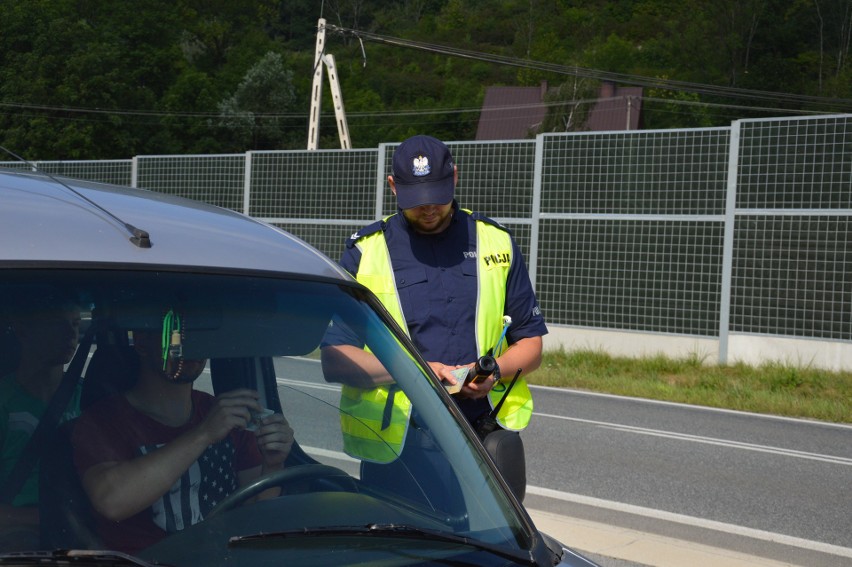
0, 292, 81, 550
71, 317, 294, 554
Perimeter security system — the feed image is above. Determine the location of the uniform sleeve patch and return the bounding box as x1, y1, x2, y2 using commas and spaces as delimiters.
346, 219, 386, 248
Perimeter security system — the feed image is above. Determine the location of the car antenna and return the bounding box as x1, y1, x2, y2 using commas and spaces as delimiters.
0, 145, 152, 248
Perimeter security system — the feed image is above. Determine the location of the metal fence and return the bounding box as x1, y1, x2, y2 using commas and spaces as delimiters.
5, 114, 850, 366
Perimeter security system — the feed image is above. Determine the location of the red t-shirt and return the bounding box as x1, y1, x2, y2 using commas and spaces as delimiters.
72, 390, 262, 554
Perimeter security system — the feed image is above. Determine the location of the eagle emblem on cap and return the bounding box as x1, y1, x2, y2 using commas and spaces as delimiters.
412, 155, 431, 177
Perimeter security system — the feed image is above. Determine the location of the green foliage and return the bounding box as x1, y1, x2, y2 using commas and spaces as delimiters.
643, 87, 716, 129
217, 52, 298, 150
540, 78, 599, 133
0, 0, 849, 158
534, 349, 852, 423
585, 34, 639, 75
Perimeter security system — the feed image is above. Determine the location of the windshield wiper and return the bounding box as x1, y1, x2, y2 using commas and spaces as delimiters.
0, 550, 164, 566
228, 523, 536, 565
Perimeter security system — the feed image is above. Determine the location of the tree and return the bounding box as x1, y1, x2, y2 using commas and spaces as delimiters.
0, 0, 186, 159
1, 0, 849, 159
217, 52, 298, 150
540, 78, 599, 133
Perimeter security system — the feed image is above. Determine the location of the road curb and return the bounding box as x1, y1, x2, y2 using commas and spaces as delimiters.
527, 508, 805, 567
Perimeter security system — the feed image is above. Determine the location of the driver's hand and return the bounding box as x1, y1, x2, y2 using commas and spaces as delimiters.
201, 389, 262, 443
255, 413, 295, 469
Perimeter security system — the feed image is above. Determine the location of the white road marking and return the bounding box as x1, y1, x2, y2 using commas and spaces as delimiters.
531, 385, 852, 431
300, 444, 852, 560
535, 412, 852, 466
277, 374, 851, 465
277, 377, 340, 392
525, 485, 852, 560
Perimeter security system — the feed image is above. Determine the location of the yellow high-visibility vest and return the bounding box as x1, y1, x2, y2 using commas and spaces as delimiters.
340, 212, 533, 462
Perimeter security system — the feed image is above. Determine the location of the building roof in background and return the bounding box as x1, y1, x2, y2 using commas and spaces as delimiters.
475, 83, 550, 140
586, 82, 644, 132
475, 81, 643, 140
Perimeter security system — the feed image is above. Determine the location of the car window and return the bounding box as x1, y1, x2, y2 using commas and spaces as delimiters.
0, 269, 532, 566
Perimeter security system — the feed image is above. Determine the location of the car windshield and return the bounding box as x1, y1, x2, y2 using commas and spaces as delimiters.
0, 269, 534, 566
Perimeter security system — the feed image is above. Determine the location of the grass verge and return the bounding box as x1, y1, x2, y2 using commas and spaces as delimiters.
530, 349, 852, 424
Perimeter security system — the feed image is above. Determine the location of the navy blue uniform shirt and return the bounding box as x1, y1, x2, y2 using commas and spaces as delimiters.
336, 203, 547, 423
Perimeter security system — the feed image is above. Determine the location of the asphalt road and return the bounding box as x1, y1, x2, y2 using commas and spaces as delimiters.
522, 386, 852, 566
268, 357, 852, 567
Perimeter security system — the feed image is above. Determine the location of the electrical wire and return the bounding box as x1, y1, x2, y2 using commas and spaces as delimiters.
1, 23, 848, 124
1, 94, 828, 124
323, 24, 852, 112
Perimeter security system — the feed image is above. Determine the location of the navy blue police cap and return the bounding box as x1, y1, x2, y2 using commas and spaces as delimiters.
391, 135, 455, 209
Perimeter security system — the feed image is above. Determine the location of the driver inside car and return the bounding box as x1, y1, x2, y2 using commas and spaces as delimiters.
71, 309, 294, 554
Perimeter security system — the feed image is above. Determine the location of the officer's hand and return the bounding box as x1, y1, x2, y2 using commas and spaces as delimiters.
458, 373, 496, 400
430, 361, 460, 387
430, 361, 497, 398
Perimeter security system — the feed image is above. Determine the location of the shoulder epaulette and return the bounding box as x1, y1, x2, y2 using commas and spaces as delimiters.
345, 217, 389, 249
469, 211, 511, 234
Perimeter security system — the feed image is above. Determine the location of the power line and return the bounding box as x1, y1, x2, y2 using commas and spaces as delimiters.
1, 93, 829, 124
0, 25, 848, 128
0, 92, 824, 125
2, 23, 848, 124
323, 24, 852, 113
0, 101, 300, 119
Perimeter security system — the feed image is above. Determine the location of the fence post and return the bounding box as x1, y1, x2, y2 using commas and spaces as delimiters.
243, 151, 252, 216
529, 135, 545, 289
718, 120, 741, 365
131, 156, 138, 188
375, 143, 389, 220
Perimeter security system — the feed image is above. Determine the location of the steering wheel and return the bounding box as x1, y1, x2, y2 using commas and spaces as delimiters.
206, 464, 357, 518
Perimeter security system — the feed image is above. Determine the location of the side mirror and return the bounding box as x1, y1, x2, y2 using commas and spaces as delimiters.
481, 429, 526, 502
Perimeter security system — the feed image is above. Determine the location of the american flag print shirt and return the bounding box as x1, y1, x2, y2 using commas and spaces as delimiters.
140, 437, 238, 533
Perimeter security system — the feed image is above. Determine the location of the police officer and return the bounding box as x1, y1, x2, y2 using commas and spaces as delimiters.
334, 135, 547, 466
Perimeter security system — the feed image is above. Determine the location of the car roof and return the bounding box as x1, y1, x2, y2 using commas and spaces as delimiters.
0, 168, 350, 280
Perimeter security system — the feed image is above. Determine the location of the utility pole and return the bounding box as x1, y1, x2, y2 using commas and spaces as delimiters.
307, 18, 351, 150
